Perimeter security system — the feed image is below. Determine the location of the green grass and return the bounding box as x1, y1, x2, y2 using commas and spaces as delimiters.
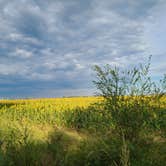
0, 97, 165, 166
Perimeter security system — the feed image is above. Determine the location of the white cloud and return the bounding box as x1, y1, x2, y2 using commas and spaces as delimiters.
10, 48, 33, 58
0, 0, 165, 97
0, 63, 28, 75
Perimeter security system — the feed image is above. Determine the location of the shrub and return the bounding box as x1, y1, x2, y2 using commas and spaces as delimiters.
93, 56, 166, 142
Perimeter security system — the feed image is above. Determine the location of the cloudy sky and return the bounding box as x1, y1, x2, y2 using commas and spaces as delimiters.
0, 0, 166, 98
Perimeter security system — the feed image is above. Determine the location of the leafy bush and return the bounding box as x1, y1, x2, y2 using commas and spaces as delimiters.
93, 56, 166, 142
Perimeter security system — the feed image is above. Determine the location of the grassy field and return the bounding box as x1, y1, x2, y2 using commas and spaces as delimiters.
0, 96, 165, 166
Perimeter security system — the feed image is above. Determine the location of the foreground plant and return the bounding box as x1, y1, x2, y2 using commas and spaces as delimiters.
93, 56, 166, 141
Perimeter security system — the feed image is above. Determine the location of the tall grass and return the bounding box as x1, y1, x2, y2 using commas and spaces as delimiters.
0, 95, 165, 166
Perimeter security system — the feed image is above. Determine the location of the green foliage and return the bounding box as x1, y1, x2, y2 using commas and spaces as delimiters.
93, 56, 166, 141
92, 56, 166, 165
62, 106, 113, 132
120, 135, 130, 166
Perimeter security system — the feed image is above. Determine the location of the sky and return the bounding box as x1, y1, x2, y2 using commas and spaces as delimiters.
0, 0, 166, 98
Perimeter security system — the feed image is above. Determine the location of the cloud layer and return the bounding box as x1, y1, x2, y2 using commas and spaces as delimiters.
0, 0, 165, 98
